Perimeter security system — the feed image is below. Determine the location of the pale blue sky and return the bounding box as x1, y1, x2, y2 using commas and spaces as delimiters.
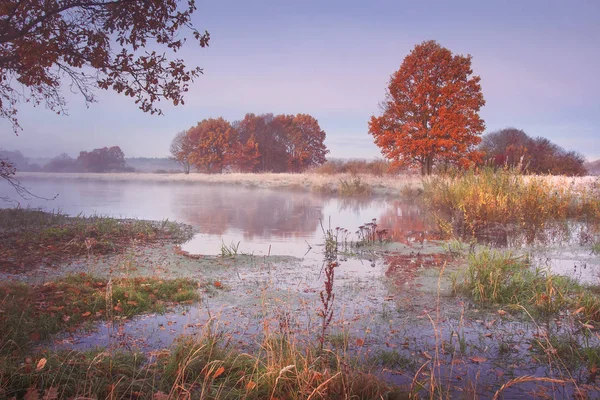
2, 0, 599, 160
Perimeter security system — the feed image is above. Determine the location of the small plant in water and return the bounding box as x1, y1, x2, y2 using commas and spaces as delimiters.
220, 240, 241, 257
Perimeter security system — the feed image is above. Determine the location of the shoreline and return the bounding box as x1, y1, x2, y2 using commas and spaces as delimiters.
15, 171, 424, 196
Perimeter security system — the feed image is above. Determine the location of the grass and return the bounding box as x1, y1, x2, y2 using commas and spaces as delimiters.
0, 330, 409, 399
593, 241, 600, 255
423, 167, 600, 237
220, 241, 241, 257
0, 208, 193, 269
0, 274, 200, 351
338, 176, 372, 196
453, 247, 600, 323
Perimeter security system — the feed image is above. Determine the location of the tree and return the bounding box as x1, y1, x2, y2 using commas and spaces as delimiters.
369, 40, 485, 175
187, 118, 235, 173
280, 114, 328, 172
44, 153, 78, 172
169, 130, 193, 174
236, 113, 288, 172
230, 134, 261, 172
480, 128, 587, 176
0, 0, 210, 131
77, 146, 126, 172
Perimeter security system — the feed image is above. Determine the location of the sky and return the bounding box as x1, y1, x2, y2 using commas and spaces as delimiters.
1, 0, 599, 161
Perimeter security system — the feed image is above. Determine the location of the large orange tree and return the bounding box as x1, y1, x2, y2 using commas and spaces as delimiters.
187, 118, 235, 173
369, 40, 485, 175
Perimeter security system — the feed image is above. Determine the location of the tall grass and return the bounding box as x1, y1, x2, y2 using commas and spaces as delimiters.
454, 248, 600, 322
423, 167, 600, 237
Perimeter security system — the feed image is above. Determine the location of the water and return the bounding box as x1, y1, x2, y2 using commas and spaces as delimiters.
1, 177, 430, 257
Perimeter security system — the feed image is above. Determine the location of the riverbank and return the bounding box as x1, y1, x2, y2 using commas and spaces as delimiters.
15, 171, 422, 196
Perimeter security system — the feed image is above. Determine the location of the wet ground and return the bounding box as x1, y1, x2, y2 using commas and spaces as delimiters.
4, 178, 600, 398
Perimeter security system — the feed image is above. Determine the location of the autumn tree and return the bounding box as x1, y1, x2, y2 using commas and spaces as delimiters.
230, 134, 261, 172
0, 0, 210, 131
169, 130, 193, 174
480, 128, 587, 176
236, 113, 288, 172
187, 118, 235, 173
278, 114, 328, 172
369, 40, 485, 175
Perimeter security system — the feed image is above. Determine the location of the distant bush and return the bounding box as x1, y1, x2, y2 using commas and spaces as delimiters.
44, 153, 79, 172
480, 128, 587, 176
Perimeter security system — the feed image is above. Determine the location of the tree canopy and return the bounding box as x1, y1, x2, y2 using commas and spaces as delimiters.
0, 0, 209, 130
369, 40, 485, 175
171, 113, 329, 173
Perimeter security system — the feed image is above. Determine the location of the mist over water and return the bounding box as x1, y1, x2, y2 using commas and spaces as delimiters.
0, 177, 427, 257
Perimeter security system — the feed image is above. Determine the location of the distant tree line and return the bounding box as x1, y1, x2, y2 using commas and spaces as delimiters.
480, 128, 587, 176
0, 146, 133, 173
170, 113, 329, 174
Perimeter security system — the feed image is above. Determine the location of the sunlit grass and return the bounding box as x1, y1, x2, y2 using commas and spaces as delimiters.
423, 167, 600, 237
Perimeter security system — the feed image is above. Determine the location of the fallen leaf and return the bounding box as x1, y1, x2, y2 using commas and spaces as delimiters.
81, 311, 92, 317
470, 356, 487, 363
29, 332, 41, 341
246, 380, 257, 390
114, 305, 123, 313
214, 281, 222, 288
497, 309, 507, 316
574, 306, 586, 315
36, 358, 47, 371
356, 338, 365, 347
24, 387, 39, 400
213, 366, 225, 379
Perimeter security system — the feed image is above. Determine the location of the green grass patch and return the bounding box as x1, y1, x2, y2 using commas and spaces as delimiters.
0, 208, 193, 269
0, 274, 200, 352
454, 248, 600, 323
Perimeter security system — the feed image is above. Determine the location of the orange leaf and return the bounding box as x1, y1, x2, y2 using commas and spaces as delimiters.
246, 380, 257, 390
81, 311, 92, 317
470, 356, 487, 363
574, 306, 586, 315
355, 338, 365, 347
214, 281, 222, 288
36, 358, 47, 371
213, 366, 225, 379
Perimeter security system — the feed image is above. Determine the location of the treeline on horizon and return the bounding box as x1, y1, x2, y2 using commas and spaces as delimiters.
1, 127, 597, 176
0, 146, 133, 173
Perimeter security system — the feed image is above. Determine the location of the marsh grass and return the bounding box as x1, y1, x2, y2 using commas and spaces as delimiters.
0, 208, 193, 269
423, 167, 600, 238
454, 248, 600, 323
0, 274, 200, 351
0, 325, 407, 399
338, 176, 372, 196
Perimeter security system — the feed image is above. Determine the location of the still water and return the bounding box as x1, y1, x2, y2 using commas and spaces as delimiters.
0, 177, 429, 257
2, 176, 599, 282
